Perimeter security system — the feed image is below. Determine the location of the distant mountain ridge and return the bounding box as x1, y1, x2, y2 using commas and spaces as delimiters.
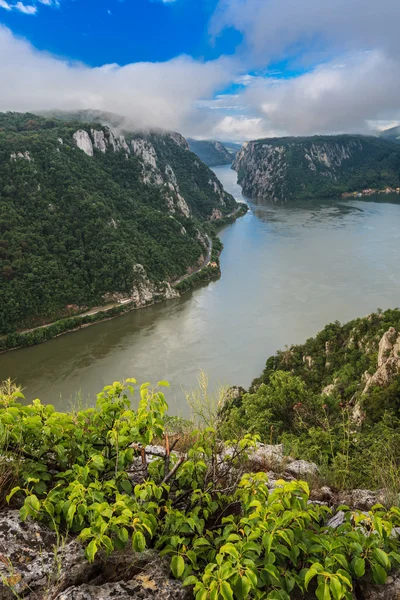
233, 134, 400, 202
0, 111, 238, 333
187, 139, 233, 166
379, 124, 400, 143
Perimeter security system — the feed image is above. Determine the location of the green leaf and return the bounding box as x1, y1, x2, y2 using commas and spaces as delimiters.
157, 380, 170, 387
183, 575, 198, 587
86, 539, 98, 563
305, 569, 318, 591
6, 486, 21, 504
315, 580, 331, 600
67, 504, 76, 527
234, 576, 252, 599
195, 589, 208, 600
352, 557, 365, 578
132, 531, 146, 552
373, 548, 391, 569
193, 537, 211, 548
118, 527, 129, 544
171, 555, 185, 579
372, 563, 387, 585
329, 576, 343, 600
220, 581, 234, 600
220, 543, 238, 560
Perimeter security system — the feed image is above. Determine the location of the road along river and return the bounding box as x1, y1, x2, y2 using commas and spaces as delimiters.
1, 165, 399, 414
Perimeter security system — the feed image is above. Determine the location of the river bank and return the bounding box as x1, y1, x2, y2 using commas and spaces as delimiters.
1, 166, 399, 412
0, 203, 247, 354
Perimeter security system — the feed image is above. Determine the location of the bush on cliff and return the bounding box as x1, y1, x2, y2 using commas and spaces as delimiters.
1, 378, 400, 600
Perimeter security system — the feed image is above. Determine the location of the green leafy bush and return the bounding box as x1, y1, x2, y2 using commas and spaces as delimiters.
1, 378, 400, 599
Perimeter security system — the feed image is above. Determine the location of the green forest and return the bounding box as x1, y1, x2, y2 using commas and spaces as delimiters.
187, 138, 233, 167
0, 112, 237, 334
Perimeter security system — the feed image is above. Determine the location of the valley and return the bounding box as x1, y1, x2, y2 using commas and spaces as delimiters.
1, 165, 399, 415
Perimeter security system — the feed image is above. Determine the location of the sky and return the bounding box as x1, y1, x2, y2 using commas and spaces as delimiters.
1, 0, 400, 141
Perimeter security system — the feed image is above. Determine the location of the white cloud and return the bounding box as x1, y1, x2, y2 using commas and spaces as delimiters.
14, 2, 37, 13
0, 0, 59, 12
211, 0, 400, 66
0, 25, 236, 136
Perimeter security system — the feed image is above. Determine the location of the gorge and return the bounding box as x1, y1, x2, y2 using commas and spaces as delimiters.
1, 165, 399, 414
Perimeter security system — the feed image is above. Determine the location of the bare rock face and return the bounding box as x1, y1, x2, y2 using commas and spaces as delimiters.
0, 509, 188, 600
337, 488, 386, 511
0, 509, 98, 599
131, 264, 179, 308
73, 130, 94, 157
363, 327, 400, 394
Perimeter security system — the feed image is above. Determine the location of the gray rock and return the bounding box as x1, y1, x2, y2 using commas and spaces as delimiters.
247, 443, 285, 470
357, 570, 400, 599
55, 550, 190, 600
284, 459, 319, 478
326, 510, 346, 529
337, 488, 385, 511
0, 509, 97, 599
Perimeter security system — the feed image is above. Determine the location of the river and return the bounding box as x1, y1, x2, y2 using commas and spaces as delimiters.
1, 164, 399, 414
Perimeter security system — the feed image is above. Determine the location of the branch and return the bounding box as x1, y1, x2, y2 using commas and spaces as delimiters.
162, 456, 186, 484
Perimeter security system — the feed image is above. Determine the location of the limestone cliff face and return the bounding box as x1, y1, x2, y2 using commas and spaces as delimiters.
71, 125, 232, 220
232, 135, 399, 202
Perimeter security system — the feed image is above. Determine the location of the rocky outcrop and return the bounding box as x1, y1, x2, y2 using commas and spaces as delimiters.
73, 130, 93, 157
0, 510, 188, 600
362, 327, 400, 394
232, 135, 397, 202
55, 551, 190, 600
131, 264, 179, 308
10, 151, 32, 162
0, 509, 98, 599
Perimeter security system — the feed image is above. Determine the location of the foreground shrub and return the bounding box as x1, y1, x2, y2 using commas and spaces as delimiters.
1, 379, 400, 599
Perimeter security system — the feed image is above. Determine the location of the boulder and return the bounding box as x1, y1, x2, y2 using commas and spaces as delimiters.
247, 443, 285, 470
337, 489, 386, 511
326, 510, 346, 529
284, 459, 319, 478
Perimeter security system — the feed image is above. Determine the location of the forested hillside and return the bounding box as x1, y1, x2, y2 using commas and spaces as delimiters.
233, 134, 400, 202
0, 112, 237, 334
187, 138, 233, 166
221, 308, 400, 490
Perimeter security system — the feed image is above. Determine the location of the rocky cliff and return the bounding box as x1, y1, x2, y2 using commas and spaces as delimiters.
0, 112, 238, 333
233, 134, 400, 202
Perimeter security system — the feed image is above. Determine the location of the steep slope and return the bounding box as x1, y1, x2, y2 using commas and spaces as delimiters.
0, 112, 238, 334
233, 134, 400, 202
220, 308, 400, 489
187, 139, 232, 166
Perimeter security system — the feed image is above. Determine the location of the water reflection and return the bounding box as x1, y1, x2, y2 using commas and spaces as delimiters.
1, 167, 399, 413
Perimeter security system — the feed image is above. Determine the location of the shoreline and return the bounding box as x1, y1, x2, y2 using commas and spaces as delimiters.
0, 203, 247, 354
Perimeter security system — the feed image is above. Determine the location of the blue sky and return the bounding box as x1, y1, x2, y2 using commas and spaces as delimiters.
0, 0, 241, 65
1, 0, 400, 141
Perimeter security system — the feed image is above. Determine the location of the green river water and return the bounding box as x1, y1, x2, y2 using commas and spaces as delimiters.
1, 165, 399, 414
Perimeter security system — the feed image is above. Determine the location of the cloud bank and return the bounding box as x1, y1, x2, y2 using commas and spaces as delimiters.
0, 26, 235, 135
2, 0, 400, 141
